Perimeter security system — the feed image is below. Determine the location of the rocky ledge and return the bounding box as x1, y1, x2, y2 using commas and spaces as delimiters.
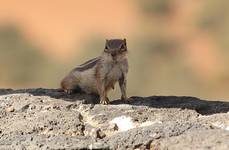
0, 88, 229, 149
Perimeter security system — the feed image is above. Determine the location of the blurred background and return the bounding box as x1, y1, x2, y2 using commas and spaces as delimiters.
1, 0, 229, 101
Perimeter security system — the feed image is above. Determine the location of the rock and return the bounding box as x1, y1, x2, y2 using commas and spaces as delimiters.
150, 129, 229, 150
96, 129, 106, 139
0, 88, 229, 149
5, 106, 14, 112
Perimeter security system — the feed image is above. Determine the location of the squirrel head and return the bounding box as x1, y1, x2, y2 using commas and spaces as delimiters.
104, 39, 127, 61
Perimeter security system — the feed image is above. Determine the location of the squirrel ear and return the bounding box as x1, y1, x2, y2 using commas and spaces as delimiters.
123, 38, 126, 45
105, 39, 109, 49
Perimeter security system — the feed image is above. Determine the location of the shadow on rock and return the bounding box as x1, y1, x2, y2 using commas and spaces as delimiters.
0, 88, 99, 104
1, 88, 229, 115
111, 96, 229, 115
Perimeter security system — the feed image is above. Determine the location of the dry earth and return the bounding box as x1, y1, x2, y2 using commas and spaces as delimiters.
0, 88, 229, 149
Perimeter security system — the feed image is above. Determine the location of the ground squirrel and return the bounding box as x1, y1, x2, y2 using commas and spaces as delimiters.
61, 39, 128, 104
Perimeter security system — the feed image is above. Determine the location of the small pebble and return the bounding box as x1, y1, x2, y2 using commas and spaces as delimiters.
5, 106, 15, 112
97, 129, 106, 139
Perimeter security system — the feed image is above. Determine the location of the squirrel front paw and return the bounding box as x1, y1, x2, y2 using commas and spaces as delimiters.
121, 95, 128, 101
100, 97, 110, 105
121, 96, 132, 103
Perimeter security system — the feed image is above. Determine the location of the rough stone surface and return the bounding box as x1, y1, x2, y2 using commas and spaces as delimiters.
0, 88, 229, 149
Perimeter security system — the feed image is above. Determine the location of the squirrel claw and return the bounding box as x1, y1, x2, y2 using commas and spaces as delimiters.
64, 89, 73, 95
100, 97, 109, 105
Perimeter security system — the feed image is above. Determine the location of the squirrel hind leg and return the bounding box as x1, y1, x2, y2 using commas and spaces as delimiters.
61, 74, 80, 94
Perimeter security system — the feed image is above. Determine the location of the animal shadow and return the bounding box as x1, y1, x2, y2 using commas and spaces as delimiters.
111, 96, 229, 115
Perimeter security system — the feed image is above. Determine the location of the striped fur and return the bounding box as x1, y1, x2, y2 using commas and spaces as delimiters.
79, 57, 99, 66
72, 57, 100, 72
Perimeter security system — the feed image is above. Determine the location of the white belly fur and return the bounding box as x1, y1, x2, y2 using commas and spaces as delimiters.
105, 65, 122, 86
107, 66, 122, 81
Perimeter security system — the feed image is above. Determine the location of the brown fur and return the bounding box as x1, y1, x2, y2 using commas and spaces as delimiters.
60, 39, 128, 104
